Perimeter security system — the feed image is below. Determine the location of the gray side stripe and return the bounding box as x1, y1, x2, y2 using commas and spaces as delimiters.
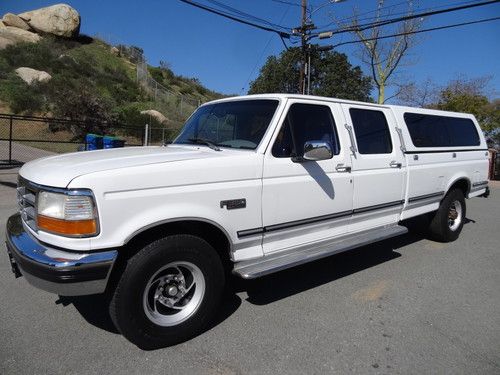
237, 201, 404, 239
352, 200, 404, 214
472, 181, 488, 187
408, 191, 444, 203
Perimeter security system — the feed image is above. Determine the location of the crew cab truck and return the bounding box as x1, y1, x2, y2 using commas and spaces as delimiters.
6, 94, 489, 349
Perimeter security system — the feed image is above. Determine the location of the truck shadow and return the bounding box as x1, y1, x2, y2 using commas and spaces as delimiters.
56, 215, 474, 338
232, 215, 458, 305
56, 294, 120, 334
56, 286, 242, 336
235, 240, 405, 306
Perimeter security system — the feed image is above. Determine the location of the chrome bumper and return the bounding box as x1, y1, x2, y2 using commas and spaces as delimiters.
5, 213, 117, 296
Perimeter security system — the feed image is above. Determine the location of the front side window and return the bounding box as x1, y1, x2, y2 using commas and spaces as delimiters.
349, 108, 393, 154
174, 100, 279, 150
272, 103, 340, 158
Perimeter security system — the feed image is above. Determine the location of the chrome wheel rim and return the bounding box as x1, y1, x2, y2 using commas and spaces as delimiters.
448, 200, 463, 231
143, 261, 205, 326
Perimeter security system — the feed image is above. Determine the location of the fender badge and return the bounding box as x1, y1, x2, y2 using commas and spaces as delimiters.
220, 199, 246, 210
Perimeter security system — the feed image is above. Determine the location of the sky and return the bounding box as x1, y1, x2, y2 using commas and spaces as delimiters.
2, 0, 499, 101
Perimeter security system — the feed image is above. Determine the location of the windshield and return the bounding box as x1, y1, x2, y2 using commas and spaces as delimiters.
174, 99, 279, 150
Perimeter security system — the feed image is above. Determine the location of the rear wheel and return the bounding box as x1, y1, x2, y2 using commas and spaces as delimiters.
428, 188, 466, 242
109, 235, 225, 349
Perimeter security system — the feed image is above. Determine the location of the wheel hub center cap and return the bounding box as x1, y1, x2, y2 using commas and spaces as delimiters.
167, 285, 178, 296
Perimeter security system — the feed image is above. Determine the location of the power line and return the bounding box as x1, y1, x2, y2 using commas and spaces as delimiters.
240, 5, 293, 94
178, 0, 293, 37
351, 0, 481, 25
312, 0, 500, 36
335, 1, 409, 23
270, 0, 301, 7
331, 16, 500, 48
204, 0, 291, 31
318, 0, 480, 30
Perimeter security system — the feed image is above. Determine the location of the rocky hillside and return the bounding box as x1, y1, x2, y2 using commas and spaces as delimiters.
0, 4, 223, 131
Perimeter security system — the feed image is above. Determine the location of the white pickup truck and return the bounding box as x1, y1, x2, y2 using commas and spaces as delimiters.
6, 94, 489, 348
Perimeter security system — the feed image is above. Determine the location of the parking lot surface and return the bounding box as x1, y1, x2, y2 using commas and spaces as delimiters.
1, 170, 499, 374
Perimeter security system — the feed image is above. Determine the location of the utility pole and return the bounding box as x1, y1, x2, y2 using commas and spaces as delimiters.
298, 0, 308, 95
294, 0, 344, 95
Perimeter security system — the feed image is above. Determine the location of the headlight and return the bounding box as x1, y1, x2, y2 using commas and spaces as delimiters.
37, 191, 98, 237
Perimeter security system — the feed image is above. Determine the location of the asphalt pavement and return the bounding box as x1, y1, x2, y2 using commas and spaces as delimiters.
1, 170, 499, 374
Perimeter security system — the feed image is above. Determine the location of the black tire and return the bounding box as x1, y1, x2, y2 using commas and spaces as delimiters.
428, 188, 466, 242
109, 235, 225, 349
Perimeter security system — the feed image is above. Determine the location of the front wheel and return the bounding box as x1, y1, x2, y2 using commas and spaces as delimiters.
428, 188, 466, 242
109, 235, 225, 349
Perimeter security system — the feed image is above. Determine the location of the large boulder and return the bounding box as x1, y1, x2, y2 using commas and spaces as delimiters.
15, 67, 52, 85
0, 26, 40, 49
0, 37, 14, 49
2, 13, 31, 31
18, 4, 80, 38
140, 110, 169, 124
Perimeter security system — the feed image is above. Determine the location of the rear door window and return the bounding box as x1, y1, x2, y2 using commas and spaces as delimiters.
349, 108, 393, 154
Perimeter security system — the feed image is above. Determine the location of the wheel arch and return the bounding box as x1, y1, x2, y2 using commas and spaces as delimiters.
122, 218, 234, 268
445, 176, 471, 198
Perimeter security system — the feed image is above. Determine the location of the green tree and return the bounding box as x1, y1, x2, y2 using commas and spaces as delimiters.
45, 78, 117, 138
248, 47, 372, 102
433, 77, 499, 148
435, 78, 499, 133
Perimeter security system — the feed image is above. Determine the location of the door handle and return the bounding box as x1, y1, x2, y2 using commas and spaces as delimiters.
336, 164, 352, 173
389, 160, 402, 168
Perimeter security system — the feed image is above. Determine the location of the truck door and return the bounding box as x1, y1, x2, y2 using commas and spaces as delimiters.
341, 104, 406, 232
260, 100, 353, 254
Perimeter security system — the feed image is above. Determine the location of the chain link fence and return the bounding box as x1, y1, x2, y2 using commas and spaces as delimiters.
0, 114, 166, 169
135, 55, 201, 116
95, 33, 202, 120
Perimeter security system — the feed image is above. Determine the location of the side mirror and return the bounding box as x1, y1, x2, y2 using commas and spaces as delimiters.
302, 141, 333, 161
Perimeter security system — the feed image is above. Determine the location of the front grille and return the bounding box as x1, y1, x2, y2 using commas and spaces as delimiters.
17, 178, 38, 232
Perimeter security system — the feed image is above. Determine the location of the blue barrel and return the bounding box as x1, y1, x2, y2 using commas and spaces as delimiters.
103, 135, 125, 149
85, 134, 103, 150
103, 136, 114, 149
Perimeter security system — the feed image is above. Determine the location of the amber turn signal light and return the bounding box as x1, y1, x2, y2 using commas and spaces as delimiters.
37, 215, 97, 236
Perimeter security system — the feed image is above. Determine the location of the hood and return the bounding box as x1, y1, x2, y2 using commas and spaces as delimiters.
19, 145, 224, 187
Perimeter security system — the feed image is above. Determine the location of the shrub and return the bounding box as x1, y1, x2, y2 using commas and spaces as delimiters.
0, 36, 222, 123
0, 75, 44, 114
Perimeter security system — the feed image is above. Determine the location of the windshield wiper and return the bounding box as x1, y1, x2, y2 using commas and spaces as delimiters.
187, 138, 221, 151
218, 144, 254, 150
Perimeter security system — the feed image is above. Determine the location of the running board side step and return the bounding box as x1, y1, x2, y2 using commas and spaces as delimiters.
233, 225, 408, 279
